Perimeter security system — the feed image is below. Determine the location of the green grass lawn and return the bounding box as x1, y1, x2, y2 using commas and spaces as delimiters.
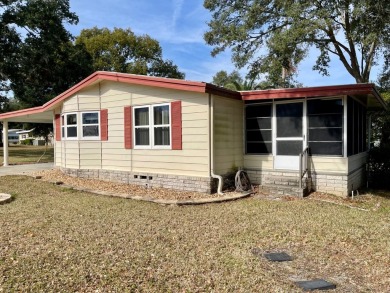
0, 176, 389, 292
0, 145, 54, 165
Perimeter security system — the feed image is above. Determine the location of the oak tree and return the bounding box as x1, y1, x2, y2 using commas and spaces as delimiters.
204, 0, 390, 84
0, 0, 93, 108
75, 27, 185, 79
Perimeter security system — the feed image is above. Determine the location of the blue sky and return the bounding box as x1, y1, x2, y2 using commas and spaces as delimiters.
66, 0, 382, 86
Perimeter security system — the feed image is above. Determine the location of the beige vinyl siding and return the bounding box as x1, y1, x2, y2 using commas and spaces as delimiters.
62, 84, 100, 112
244, 155, 274, 170
127, 82, 210, 176
213, 96, 244, 174
101, 88, 131, 171
55, 141, 62, 167
79, 142, 101, 169
310, 157, 348, 174
61, 141, 79, 169
58, 80, 210, 177
244, 155, 350, 174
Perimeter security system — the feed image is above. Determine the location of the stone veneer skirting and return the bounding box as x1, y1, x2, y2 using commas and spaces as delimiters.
247, 165, 366, 197
61, 168, 215, 193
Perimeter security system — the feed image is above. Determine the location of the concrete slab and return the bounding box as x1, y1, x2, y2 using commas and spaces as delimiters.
295, 279, 336, 291
264, 252, 293, 262
0, 163, 53, 176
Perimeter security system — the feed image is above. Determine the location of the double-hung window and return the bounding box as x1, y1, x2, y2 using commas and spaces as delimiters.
61, 111, 100, 140
62, 113, 78, 139
134, 104, 171, 149
81, 112, 100, 139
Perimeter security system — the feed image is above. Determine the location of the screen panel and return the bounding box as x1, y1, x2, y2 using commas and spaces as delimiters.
245, 104, 273, 154
246, 129, 272, 142
308, 98, 343, 156
247, 142, 272, 154
276, 103, 303, 138
309, 142, 343, 156
308, 128, 342, 142
277, 141, 303, 156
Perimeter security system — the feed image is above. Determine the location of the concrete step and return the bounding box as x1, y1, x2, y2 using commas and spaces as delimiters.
260, 184, 306, 197
260, 177, 312, 197
262, 178, 300, 187
262, 175, 300, 186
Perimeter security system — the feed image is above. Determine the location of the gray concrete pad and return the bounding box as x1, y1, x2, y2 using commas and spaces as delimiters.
0, 163, 53, 176
295, 279, 336, 291
264, 252, 293, 262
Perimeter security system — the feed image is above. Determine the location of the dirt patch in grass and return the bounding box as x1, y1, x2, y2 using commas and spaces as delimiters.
0, 176, 389, 292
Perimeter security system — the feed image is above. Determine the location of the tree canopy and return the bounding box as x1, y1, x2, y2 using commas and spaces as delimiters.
212, 70, 243, 89
204, 0, 390, 84
75, 27, 185, 79
0, 0, 93, 109
212, 69, 300, 90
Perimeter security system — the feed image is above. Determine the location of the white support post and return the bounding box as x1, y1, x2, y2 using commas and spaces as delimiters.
2, 120, 9, 166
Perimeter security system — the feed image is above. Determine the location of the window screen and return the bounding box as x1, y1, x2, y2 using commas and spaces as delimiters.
245, 104, 272, 154
276, 103, 303, 138
307, 99, 343, 156
277, 141, 303, 156
347, 97, 367, 156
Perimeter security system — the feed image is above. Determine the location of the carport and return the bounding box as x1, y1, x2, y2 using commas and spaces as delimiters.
0, 107, 54, 166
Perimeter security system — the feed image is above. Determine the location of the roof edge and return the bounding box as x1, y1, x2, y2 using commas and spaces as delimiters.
240, 83, 387, 109
0, 71, 240, 121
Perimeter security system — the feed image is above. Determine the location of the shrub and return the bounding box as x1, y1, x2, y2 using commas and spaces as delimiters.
368, 146, 390, 189
20, 138, 34, 145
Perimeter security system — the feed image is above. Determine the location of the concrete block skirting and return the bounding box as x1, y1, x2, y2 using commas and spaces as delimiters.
247, 166, 366, 197
61, 168, 216, 193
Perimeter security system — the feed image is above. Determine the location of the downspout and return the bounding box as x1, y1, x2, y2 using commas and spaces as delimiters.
209, 94, 224, 195
2, 120, 9, 166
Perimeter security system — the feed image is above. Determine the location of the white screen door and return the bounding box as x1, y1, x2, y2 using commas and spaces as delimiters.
274, 102, 304, 170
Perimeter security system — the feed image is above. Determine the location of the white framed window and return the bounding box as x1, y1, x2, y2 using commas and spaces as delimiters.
133, 103, 171, 149
61, 111, 100, 140
81, 112, 100, 139
62, 112, 78, 140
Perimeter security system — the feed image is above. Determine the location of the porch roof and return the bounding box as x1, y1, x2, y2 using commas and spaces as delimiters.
240, 83, 386, 110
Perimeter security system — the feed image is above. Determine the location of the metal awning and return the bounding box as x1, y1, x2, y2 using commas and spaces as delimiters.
0, 107, 54, 124
0, 107, 54, 167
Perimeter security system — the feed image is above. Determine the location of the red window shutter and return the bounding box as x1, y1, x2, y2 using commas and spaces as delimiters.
55, 114, 61, 141
100, 109, 108, 141
124, 106, 132, 149
171, 101, 182, 150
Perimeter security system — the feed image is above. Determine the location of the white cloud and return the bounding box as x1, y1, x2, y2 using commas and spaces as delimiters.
171, 0, 184, 30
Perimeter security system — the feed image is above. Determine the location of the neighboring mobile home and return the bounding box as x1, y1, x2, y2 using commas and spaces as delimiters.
0, 72, 386, 197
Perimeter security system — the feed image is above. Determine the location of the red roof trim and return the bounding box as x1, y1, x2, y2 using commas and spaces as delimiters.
240, 83, 382, 101
0, 71, 240, 121
0, 73, 385, 121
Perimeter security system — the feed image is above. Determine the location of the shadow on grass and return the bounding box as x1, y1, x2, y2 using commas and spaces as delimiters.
368, 189, 390, 200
